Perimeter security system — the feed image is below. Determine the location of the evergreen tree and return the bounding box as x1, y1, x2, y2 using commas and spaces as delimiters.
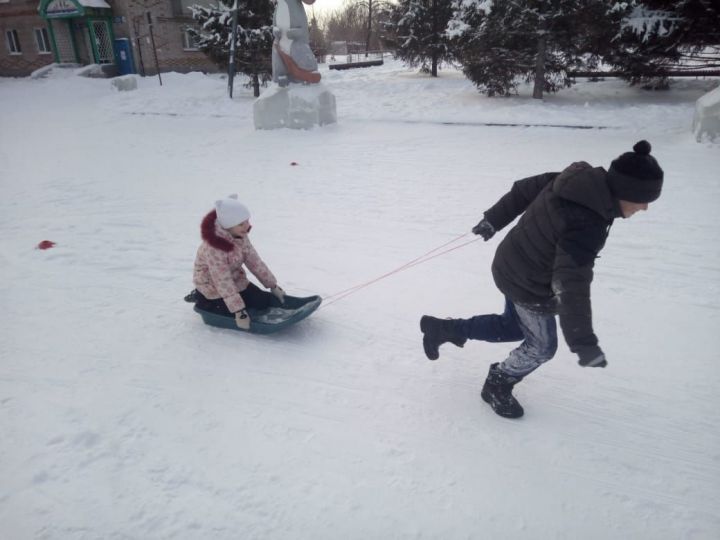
448, 0, 611, 98
189, 0, 274, 97
309, 14, 327, 60
607, 0, 720, 88
391, 0, 454, 76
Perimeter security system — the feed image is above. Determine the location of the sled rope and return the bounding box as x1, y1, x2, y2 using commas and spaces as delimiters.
322, 233, 480, 308
323, 233, 471, 303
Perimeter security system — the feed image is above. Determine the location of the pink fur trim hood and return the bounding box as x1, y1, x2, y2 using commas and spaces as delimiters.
201, 210, 235, 252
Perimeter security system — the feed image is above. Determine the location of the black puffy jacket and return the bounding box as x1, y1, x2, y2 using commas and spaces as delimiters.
484, 162, 620, 351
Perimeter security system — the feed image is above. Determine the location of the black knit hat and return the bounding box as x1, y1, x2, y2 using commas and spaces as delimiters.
607, 140, 664, 203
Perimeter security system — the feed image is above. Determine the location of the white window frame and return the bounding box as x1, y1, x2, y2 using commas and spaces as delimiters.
35, 27, 52, 54
182, 28, 199, 51
6, 29, 21, 54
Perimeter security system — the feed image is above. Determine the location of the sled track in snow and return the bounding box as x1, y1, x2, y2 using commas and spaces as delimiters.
349, 117, 616, 130
125, 111, 242, 119
125, 111, 614, 130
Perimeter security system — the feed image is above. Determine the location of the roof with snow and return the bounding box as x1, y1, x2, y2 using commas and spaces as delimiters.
39, 0, 111, 18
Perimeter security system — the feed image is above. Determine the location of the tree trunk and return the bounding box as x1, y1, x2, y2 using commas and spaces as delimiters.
365, 0, 373, 56
431, 53, 438, 77
253, 74, 260, 98
533, 18, 547, 100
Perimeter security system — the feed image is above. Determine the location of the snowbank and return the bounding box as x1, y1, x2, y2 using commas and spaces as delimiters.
1, 60, 719, 540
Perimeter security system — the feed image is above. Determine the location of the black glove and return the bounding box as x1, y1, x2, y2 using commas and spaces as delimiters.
576, 345, 607, 368
472, 218, 495, 241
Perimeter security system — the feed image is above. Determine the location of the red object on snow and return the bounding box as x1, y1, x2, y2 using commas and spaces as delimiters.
290, 161, 299, 166
37, 240, 56, 250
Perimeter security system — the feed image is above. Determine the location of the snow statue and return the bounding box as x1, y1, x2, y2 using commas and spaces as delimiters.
692, 85, 720, 142
272, 0, 320, 86
253, 0, 337, 130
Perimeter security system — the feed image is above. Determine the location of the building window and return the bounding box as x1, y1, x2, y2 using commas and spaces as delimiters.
6, 29, 21, 54
183, 29, 200, 51
35, 28, 51, 54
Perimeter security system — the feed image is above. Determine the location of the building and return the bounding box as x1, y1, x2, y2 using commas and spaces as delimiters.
1, 0, 216, 77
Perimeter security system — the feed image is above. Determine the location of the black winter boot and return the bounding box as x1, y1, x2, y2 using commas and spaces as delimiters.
420, 315, 467, 360
481, 363, 524, 419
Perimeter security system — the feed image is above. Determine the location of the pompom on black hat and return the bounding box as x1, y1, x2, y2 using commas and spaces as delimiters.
607, 140, 664, 203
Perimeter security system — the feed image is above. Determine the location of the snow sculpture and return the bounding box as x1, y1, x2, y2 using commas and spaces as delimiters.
254, 0, 336, 129
272, 0, 320, 86
253, 83, 336, 129
693, 85, 720, 142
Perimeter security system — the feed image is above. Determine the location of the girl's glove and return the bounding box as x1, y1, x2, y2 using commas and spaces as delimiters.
472, 219, 495, 241
271, 286, 285, 304
235, 309, 251, 330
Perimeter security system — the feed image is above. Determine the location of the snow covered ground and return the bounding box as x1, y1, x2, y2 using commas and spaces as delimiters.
1, 61, 719, 539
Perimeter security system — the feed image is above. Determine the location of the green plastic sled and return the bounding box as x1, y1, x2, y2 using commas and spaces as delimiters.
193, 294, 322, 334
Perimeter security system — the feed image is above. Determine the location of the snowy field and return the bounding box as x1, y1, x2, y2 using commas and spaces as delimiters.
1, 60, 719, 539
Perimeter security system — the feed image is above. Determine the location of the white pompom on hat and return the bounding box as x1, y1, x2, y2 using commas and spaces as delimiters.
215, 194, 251, 229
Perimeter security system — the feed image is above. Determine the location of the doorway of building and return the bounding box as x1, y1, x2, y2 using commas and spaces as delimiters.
50, 20, 76, 63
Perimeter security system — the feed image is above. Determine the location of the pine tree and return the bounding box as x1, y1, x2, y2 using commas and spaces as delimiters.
391, 0, 454, 77
607, 0, 720, 88
189, 0, 274, 97
308, 14, 327, 60
449, 0, 611, 98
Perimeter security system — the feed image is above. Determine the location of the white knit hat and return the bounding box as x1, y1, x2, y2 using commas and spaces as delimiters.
215, 194, 250, 229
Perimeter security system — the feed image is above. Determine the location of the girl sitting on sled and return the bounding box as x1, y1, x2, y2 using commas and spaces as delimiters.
187, 195, 285, 330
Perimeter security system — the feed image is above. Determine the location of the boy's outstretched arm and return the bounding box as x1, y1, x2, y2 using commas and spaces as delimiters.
479, 172, 559, 233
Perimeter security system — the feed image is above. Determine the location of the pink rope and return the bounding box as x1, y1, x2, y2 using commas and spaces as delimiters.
323, 232, 468, 301
322, 233, 480, 308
